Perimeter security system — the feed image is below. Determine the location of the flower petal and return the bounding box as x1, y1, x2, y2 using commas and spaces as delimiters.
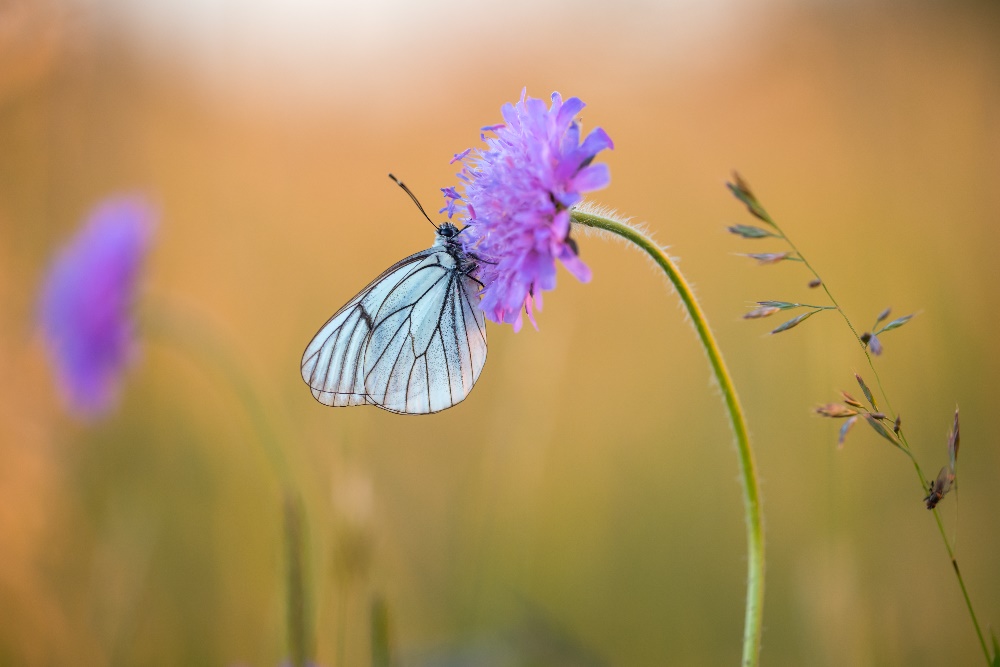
555, 96, 585, 130
572, 163, 611, 192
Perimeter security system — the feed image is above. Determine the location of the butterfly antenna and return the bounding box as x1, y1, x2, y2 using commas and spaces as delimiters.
389, 173, 438, 230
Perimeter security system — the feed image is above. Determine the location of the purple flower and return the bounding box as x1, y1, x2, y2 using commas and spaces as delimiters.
442, 90, 613, 331
39, 196, 155, 418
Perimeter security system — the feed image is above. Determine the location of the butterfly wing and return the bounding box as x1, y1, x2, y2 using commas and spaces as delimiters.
300, 249, 435, 406
363, 251, 487, 414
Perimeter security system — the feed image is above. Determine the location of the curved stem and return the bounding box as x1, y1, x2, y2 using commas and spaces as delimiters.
572, 210, 765, 667
140, 299, 293, 487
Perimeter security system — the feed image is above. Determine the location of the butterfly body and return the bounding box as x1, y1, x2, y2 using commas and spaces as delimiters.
301, 223, 487, 414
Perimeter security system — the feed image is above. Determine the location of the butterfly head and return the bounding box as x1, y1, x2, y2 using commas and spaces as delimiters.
437, 222, 460, 239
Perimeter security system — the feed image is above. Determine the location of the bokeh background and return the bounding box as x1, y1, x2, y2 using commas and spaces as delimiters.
1, 0, 998, 665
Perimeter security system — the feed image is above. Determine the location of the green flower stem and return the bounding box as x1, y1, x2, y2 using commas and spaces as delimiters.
572, 210, 765, 667
762, 215, 992, 666
141, 300, 312, 666
285, 494, 310, 667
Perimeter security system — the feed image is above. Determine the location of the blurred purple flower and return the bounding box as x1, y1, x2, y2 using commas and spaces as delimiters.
39, 196, 155, 418
442, 90, 613, 331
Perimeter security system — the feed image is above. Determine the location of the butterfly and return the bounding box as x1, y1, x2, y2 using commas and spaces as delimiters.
300, 177, 487, 414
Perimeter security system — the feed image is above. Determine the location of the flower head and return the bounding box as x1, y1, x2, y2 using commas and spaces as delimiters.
443, 90, 613, 331
39, 196, 155, 418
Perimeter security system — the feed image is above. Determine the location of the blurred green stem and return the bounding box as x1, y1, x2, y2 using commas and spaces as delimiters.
572, 210, 765, 667
756, 206, 992, 666
141, 300, 312, 665
285, 494, 311, 667
370, 595, 393, 667
141, 301, 293, 487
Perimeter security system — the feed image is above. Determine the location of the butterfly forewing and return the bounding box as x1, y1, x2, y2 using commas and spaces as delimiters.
301, 227, 487, 415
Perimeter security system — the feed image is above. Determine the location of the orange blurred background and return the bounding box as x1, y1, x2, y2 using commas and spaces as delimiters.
1, 0, 998, 665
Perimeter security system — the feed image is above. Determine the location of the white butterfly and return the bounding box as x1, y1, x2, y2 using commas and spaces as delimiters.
301, 210, 487, 415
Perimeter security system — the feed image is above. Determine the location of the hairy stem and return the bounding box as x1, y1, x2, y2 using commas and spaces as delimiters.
572, 210, 765, 667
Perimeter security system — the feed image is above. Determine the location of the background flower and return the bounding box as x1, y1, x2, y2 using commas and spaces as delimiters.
443, 90, 613, 331
39, 196, 155, 418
